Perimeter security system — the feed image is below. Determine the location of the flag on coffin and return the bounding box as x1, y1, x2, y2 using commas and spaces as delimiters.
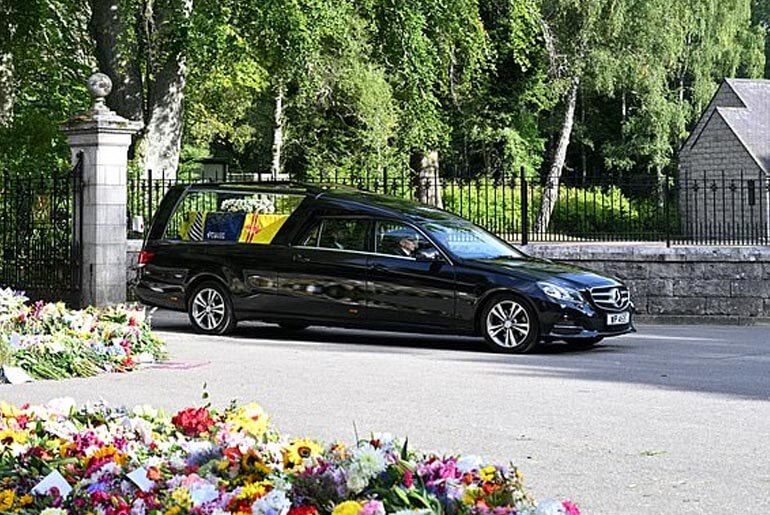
239, 214, 289, 244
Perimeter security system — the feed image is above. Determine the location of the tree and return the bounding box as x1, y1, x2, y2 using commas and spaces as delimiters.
365, 0, 489, 206
534, 0, 608, 234
90, 0, 193, 178
0, 0, 92, 174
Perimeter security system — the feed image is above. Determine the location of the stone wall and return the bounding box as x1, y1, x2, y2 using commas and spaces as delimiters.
525, 244, 770, 324
126, 241, 770, 324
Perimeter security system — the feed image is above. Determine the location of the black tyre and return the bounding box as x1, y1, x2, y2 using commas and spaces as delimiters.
187, 281, 237, 335
278, 322, 310, 331
563, 336, 603, 349
480, 294, 539, 354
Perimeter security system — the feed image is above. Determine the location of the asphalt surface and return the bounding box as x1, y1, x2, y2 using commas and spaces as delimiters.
3, 310, 770, 514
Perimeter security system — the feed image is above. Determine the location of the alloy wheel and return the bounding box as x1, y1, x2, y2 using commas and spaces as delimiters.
485, 299, 531, 349
191, 288, 227, 331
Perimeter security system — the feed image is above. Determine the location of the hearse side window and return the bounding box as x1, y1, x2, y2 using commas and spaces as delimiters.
161, 188, 304, 244
300, 219, 368, 251
375, 221, 436, 258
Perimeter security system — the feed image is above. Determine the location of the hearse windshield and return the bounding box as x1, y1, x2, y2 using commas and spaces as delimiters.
421, 220, 525, 260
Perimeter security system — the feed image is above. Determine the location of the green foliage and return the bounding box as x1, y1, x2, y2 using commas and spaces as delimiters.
0, 0, 91, 175
0, 0, 767, 206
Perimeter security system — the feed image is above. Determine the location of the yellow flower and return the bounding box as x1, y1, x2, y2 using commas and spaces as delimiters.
171, 487, 191, 508
19, 494, 32, 506
164, 507, 183, 515
87, 446, 127, 466
237, 481, 268, 501
282, 438, 323, 471
0, 489, 15, 511
332, 500, 363, 515
229, 403, 270, 438
480, 465, 496, 481
0, 428, 28, 446
462, 486, 482, 506
236, 449, 272, 483
0, 402, 21, 419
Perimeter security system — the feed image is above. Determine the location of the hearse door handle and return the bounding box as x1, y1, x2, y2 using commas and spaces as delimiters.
369, 263, 388, 273
293, 253, 310, 264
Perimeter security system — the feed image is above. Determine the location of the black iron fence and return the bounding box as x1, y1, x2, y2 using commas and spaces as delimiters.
127, 167, 770, 246
0, 155, 83, 303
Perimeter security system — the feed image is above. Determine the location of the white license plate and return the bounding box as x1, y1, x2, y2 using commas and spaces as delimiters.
607, 312, 630, 325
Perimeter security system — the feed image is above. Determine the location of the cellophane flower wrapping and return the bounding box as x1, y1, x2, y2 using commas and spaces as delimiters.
0, 400, 580, 515
0, 287, 166, 380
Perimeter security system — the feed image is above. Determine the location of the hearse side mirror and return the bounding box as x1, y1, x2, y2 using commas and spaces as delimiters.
415, 248, 444, 262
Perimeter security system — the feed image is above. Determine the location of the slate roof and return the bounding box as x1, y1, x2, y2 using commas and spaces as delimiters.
715, 79, 770, 173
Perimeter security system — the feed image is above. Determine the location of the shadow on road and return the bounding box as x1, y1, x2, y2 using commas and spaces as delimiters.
150, 309, 608, 355
151, 309, 770, 400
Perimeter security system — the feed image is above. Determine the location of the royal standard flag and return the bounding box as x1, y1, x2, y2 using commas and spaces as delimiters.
239, 214, 289, 244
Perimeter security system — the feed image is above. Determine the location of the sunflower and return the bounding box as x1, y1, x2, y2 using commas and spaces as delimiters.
87, 445, 127, 467
0, 490, 15, 511
237, 449, 273, 483
282, 438, 323, 471
228, 403, 270, 438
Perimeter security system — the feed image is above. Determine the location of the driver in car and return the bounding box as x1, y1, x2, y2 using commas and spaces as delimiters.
395, 236, 418, 257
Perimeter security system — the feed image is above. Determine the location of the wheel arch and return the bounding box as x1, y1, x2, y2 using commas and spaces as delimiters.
473, 288, 540, 336
184, 272, 230, 309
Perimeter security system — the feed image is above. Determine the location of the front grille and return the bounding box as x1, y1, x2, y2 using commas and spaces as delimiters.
588, 286, 630, 312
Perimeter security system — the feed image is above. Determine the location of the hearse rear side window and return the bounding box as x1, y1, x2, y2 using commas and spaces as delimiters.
299, 218, 369, 251
162, 188, 305, 244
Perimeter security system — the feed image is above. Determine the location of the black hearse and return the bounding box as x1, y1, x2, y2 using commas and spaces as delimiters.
135, 183, 634, 353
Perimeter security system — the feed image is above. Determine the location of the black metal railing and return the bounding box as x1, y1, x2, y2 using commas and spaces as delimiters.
0, 156, 82, 303
127, 167, 770, 246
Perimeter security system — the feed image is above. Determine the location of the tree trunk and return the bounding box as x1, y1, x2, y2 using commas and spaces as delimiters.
535, 76, 580, 235
136, 0, 193, 179
0, 52, 12, 128
89, 0, 144, 121
655, 164, 665, 209
412, 150, 443, 208
271, 84, 284, 180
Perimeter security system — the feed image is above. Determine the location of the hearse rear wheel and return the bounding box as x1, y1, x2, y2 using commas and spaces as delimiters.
188, 281, 237, 335
481, 295, 539, 354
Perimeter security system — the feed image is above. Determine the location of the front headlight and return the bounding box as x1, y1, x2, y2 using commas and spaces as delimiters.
537, 281, 585, 304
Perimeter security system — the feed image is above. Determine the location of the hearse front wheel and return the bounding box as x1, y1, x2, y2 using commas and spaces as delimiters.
481, 295, 539, 354
188, 281, 237, 335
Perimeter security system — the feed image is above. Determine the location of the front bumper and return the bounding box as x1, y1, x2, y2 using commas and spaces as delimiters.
536, 298, 636, 341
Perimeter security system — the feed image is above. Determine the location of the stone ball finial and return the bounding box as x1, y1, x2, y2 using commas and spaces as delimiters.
87, 72, 112, 99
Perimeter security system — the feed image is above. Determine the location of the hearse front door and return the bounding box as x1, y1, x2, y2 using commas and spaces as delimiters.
365, 220, 456, 329
274, 217, 370, 322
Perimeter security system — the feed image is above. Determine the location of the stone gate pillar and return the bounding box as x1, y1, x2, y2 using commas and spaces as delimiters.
62, 73, 143, 307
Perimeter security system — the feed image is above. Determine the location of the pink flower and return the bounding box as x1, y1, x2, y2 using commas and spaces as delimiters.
360, 500, 385, 515
403, 469, 414, 488
562, 501, 581, 515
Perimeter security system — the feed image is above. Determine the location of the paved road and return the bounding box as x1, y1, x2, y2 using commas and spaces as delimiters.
3, 311, 770, 514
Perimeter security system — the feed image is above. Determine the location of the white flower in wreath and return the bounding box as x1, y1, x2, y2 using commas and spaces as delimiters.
220, 195, 276, 214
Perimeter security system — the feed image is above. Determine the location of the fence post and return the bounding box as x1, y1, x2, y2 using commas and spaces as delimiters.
61, 72, 143, 307
147, 168, 153, 227
520, 166, 529, 246
663, 168, 671, 248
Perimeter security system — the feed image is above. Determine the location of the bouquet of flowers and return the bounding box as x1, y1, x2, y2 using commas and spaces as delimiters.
0, 399, 580, 515
0, 288, 166, 381
220, 195, 276, 214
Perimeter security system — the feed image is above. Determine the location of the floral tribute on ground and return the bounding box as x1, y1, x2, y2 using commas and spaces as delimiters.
0, 399, 580, 515
0, 288, 166, 381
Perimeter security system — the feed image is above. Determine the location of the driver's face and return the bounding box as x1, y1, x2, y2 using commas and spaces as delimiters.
400, 238, 418, 253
